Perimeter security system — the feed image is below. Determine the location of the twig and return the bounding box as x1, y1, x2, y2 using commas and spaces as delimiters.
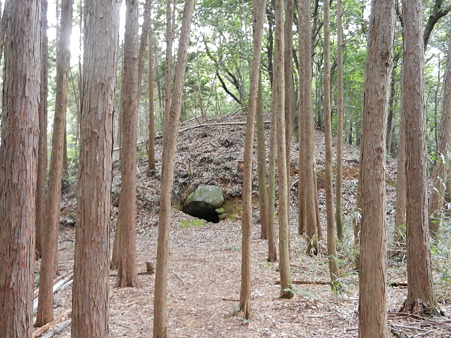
413, 329, 441, 337
33, 308, 72, 337
275, 280, 330, 285
390, 325, 409, 338
172, 271, 186, 287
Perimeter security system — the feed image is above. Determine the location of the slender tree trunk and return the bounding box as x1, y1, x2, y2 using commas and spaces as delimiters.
386, 73, 397, 154
323, 0, 339, 287
36, 0, 73, 326
284, 0, 294, 217
163, 0, 174, 134
0, 1, 41, 336
256, 77, 269, 240
274, 0, 292, 299
429, 31, 451, 237
71, 1, 120, 336
358, 1, 394, 336
335, 0, 344, 241
401, 0, 440, 316
267, 91, 278, 262
36, 0, 49, 260
147, 2, 156, 175
394, 81, 406, 242
115, 0, 140, 288
153, 1, 195, 336
298, 0, 319, 254
239, 0, 267, 319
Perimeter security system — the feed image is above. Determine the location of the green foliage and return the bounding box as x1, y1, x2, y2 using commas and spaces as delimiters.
431, 219, 451, 304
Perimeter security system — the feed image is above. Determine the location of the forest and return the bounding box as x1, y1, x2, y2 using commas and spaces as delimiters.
0, 0, 451, 337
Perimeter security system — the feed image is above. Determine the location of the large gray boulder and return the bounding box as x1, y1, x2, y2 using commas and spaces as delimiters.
182, 185, 224, 222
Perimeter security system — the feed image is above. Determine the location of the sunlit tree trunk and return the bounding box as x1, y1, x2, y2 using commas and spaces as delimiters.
0, 1, 41, 336
36, 0, 73, 326
71, 1, 120, 336
240, 0, 267, 319
153, 1, 195, 336
358, 1, 394, 336
401, 0, 440, 316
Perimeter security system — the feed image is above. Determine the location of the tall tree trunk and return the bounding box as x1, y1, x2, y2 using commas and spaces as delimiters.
0, 1, 41, 336
335, 0, 344, 241
71, 1, 120, 336
36, 0, 49, 260
115, 0, 140, 288
394, 81, 406, 242
267, 90, 278, 262
256, 77, 269, 240
36, 0, 73, 326
163, 0, 174, 134
239, 0, 267, 319
323, 0, 339, 287
429, 31, 451, 237
274, 0, 292, 299
153, 1, 195, 336
147, 0, 156, 175
298, 0, 319, 254
358, 1, 394, 336
401, 0, 440, 316
284, 0, 294, 215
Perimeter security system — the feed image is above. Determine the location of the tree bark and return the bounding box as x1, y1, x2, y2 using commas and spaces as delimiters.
239, 0, 267, 319
358, 0, 395, 336
147, 0, 156, 175
298, 0, 319, 254
115, 0, 140, 288
0, 1, 41, 336
267, 90, 278, 263
36, 0, 73, 326
394, 81, 406, 242
323, 0, 339, 287
36, 0, 49, 260
274, 0, 293, 300
284, 0, 294, 216
153, 1, 195, 336
335, 0, 344, 241
401, 0, 440, 316
71, 1, 120, 336
256, 78, 269, 240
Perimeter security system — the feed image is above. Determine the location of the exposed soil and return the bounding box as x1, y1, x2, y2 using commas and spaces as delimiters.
34, 112, 451, 337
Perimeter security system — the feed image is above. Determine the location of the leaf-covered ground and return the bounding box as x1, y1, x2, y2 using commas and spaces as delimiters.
35, 112, 451, 337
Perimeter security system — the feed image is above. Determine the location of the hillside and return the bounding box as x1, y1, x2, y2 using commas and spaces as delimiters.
36, 112, 451, 337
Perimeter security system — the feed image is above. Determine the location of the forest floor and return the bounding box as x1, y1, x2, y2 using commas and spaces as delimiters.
34, 112, 451, 337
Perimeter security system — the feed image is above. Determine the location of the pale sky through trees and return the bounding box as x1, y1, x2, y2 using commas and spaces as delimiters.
47, 0, 127, 65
